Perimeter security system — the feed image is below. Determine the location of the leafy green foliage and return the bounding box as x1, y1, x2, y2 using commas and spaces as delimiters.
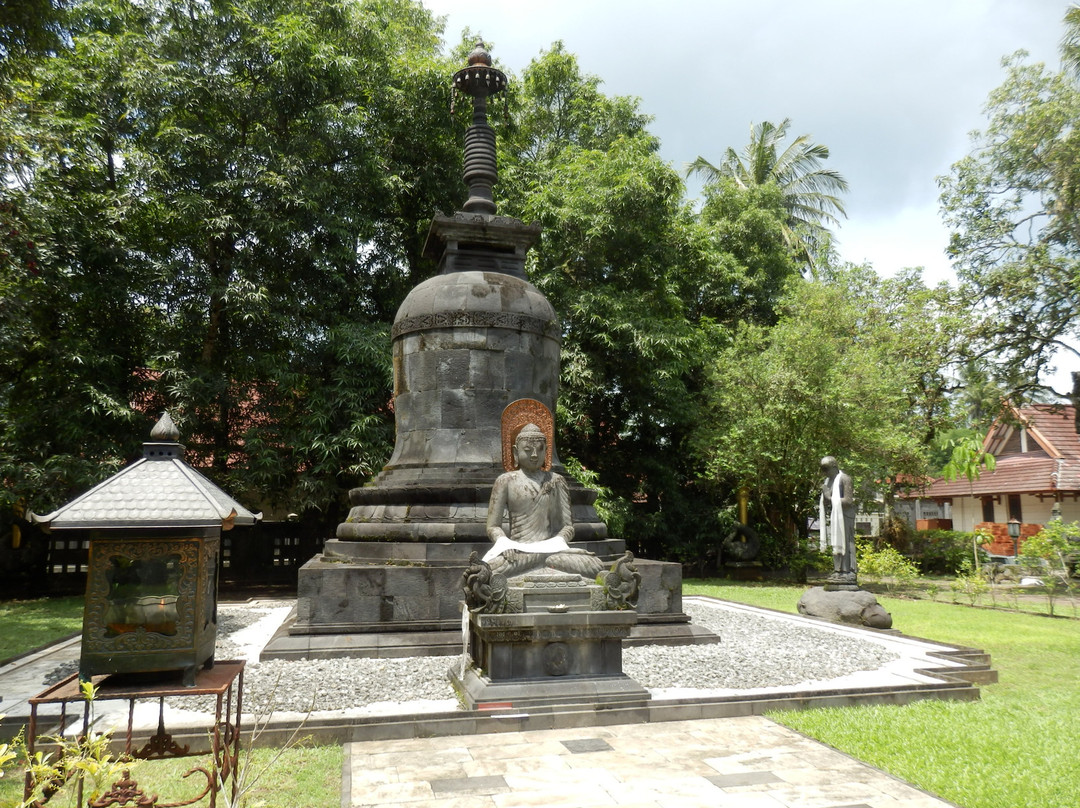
940, 16, 1080, 400
696, 264, 943, 550
909, 529, 987, 575
496, 45, 775, 557
1019, 520, 1080, 615
939, 432, 996, 491
689, 118, 848, 271
1, 0, 458, 518
0, 8, 967, 568
856, 541, 920, 592
948, 557, 991, 605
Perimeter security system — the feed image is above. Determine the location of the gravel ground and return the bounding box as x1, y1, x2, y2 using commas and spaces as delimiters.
624, 601, 897, 690
168, 600, 898, 715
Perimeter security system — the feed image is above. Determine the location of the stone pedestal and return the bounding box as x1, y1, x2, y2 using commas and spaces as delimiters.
292, 538, 686, 635
451, 577, 649, 709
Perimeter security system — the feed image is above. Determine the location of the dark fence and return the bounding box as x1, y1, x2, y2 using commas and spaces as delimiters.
218, 521, 326, 588
2, 521, 326, 597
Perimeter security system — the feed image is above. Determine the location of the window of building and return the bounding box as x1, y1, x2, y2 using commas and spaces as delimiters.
1008, 494, 1023, 522
981, 496, 995, 523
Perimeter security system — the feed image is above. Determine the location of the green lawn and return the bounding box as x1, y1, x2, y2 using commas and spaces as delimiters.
685, 578, 1080, 808
3, 743, 342, 808
0, 597, 84, 662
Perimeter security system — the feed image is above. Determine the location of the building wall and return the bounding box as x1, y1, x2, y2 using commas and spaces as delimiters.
948, 495, 1080, 533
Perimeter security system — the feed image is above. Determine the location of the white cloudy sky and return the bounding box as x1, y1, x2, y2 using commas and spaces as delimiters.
422, 0, 1077, 394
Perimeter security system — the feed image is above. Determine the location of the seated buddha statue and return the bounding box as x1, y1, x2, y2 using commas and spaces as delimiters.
483, 423, 603, 580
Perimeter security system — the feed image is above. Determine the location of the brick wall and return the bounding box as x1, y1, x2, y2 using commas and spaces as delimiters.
974, 521, 1042, 556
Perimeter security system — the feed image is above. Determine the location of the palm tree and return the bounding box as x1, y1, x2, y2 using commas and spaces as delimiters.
1061, 4, 1080, 80
688, 118, 849, 272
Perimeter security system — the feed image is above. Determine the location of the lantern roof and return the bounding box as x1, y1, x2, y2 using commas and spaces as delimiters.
32, 413, 260, 530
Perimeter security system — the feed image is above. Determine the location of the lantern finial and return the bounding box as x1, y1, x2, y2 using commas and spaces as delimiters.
150, 411, 180, 442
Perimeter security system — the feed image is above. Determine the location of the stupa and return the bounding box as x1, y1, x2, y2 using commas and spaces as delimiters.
280, 43, 689, 653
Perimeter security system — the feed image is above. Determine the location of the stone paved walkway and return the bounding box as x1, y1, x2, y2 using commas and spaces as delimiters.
344, 716, 957, 808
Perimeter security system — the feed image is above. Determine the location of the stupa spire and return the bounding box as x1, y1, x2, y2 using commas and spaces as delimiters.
453, 41, 507, 214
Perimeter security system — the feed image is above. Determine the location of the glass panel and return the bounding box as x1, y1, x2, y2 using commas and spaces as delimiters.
103, 554, 182, 637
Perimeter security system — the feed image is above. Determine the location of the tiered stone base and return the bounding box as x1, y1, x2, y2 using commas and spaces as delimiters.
450, 575, 649, 710
291, 538, 686, 635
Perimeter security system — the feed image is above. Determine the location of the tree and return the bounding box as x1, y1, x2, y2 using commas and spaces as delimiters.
688, 118, 849, 272
695, 179, 803, 327
0, 0, 460, 518
0, 0, 70, 72
1060, 3, 1080, 80
940, 10, 1080, 403
695, 265, 944, 562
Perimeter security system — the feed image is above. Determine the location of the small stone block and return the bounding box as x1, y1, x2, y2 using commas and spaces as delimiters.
707, 771, 783, 788
430, 775, 508, 795
560, 738, 613, 754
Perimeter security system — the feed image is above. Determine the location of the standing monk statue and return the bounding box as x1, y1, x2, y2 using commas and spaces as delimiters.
819, 456, 857, 586
484, 424, 603, 580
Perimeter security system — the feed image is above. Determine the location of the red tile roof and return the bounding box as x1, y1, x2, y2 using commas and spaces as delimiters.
916, 405, 1079, 498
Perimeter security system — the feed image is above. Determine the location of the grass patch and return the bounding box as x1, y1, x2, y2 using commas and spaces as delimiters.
1, 743, 342, 808
683, 578, 804, 612
0, 597, 83, 662
685, 578, 1080, 808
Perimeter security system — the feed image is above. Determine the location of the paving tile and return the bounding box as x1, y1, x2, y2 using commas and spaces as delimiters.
473, 739, 569, 760
708, 771, 785, 788
491, 787, 618, 807
562, 737, 614, 753
347, 765, 400, 786
392, 761, 470, 782
599, 782, 669, 804
502, 767, 621, 792
461, 753, 572, 778
703, 794, 788, 808
429, 774, 508, 797
353, 779, 435, 804
764, 782, 889, 807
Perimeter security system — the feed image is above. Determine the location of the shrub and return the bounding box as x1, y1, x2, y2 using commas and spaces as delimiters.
909, 529, 988, 575
1019, 521, 1080, 616
877, 515, 913, 554
856, 541, 920, 592
950, 558, 990, 606
788, 539, 832, 582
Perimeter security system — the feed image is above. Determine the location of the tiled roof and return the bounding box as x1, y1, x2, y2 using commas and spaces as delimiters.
1024, 405, 1080, 459
916, 404, 1080, 498
918, 455, 1061, 497
33, 442, 260, 530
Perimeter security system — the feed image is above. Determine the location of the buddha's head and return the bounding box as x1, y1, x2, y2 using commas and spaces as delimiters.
513, 423, 546, 473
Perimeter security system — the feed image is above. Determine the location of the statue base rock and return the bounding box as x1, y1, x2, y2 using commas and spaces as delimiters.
797, 586, 893, 630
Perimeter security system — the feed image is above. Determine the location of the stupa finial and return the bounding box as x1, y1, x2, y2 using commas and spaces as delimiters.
452, 41, 507, 215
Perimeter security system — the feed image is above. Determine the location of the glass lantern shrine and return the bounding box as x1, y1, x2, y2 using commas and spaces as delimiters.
33, 413, 259, 686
